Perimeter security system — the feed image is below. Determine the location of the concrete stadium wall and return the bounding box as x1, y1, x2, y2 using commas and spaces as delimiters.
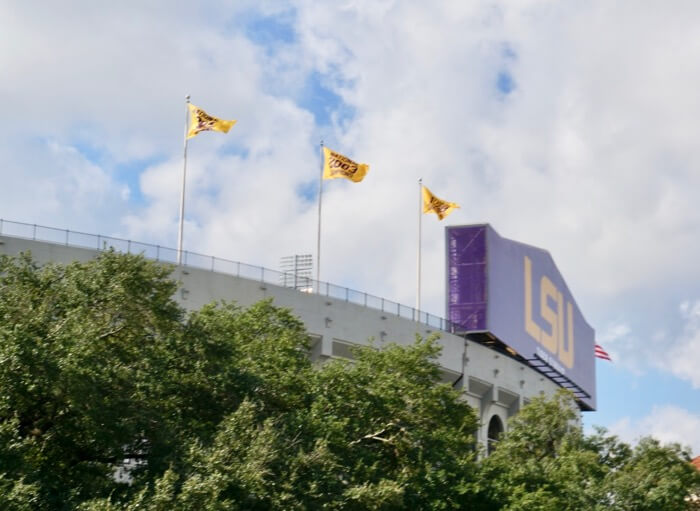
0, 234, 563, 451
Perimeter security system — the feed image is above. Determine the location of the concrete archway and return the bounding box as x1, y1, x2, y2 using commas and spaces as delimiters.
487, 414, 504, 455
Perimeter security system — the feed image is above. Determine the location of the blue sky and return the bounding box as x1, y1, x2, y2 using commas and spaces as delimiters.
1, 1, 700, 454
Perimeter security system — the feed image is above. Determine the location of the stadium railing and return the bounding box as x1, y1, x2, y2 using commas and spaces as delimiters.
0, 218, 455, 332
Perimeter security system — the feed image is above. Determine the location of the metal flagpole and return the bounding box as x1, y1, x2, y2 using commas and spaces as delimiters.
417, 178, 423, 315
316, 140, 324, 290
177, 95, 191, 265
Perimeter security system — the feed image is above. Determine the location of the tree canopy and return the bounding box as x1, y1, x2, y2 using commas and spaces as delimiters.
477, 391, 700, 511
0, 251, 698, 510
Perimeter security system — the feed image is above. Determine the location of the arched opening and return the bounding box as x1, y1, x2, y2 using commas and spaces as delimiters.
487, 414, 504, 455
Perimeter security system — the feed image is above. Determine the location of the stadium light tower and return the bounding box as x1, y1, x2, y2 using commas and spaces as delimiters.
280, 254, 313, 292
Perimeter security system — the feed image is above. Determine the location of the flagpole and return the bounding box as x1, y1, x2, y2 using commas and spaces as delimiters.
316, 140, 324, 289
417, 178, 422, 316
177, 95, 191, 266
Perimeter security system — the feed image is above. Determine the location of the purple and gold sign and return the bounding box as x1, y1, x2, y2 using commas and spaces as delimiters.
446, 224, 596, 410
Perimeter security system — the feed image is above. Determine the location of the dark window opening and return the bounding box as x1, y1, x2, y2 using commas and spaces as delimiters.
487, 414, 504, 455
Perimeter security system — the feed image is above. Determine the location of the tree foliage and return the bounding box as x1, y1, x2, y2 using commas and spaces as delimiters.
476, 390, 700, 511
1, 251, 698, 509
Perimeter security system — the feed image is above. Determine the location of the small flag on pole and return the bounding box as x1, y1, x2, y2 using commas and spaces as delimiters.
422, 185, 459, 220
594, 343, 612, 362
322, 147, 369, 183
187, 104, 236, 139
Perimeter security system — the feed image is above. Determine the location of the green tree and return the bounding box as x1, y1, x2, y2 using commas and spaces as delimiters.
601, 436, 700, 511
0, 251, 185, 508
475, 390, 700, 511
3, 251, 699, 510
1, 251, 478, 509
304, 339, 479, 509
85, 338, 480, 510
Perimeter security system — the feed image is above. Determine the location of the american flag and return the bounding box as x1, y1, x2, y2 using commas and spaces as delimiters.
594, 343, 612, 362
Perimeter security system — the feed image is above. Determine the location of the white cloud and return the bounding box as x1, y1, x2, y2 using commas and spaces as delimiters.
664, 301, 700, 388
608, 405, 700, 456
1, 1, 320, 259
596, 302, 700, 388
274, 0, 700, 320
4, 0, 700, 326
0, 138, 127, 235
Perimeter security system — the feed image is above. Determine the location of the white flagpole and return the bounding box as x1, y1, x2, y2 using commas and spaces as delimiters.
177, 95, 191, 265
316, 140, 324, 289
417, 178, 423, 315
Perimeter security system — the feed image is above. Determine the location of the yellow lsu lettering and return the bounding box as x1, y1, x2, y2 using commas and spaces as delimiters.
524, 256, 574, 369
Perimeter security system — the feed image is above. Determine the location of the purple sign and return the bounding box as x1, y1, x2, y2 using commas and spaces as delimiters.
446, 224, 596, 410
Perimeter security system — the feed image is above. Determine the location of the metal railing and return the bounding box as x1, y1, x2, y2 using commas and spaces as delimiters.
0, 218, 455, 332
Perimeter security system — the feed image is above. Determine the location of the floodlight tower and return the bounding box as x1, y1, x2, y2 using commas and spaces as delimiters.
280, 254, 313, 292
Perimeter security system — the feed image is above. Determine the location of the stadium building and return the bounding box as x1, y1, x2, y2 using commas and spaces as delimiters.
0, 219, 596, 453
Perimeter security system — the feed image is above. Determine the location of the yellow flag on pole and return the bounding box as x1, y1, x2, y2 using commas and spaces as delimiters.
422, 185, 459, 220
187, 104, 236, 139
322, 146, 369, 183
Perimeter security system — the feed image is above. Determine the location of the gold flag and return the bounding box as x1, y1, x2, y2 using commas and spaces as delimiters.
187, 103, 236, 139
422, 185, 459, 220
322, 147, 369, 183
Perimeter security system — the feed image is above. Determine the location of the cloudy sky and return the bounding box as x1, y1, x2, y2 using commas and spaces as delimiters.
2, 1, 699, 455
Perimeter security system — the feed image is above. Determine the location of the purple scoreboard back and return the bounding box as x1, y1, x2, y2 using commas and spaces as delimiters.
446, 224, 596, 410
